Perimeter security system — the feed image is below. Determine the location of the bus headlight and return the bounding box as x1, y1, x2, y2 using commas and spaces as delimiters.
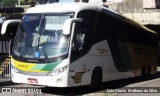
48, 65, 68, 76
11, 65, 21, 73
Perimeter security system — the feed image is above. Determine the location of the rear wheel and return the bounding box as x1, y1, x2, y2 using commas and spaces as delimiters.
147, 65, 151, 76
141, 66, 147, 77
91, 67, 102, 86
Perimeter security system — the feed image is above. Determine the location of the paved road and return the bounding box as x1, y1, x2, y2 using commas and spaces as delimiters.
0, 70, 160, 96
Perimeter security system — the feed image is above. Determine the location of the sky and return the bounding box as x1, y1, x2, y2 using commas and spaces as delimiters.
59, 0, 123, 3
59, 0, 74, 3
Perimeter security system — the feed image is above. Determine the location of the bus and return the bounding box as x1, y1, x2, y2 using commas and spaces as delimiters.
1, 3, 158, 87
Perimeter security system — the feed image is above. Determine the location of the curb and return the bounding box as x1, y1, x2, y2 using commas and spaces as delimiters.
0, 78, 13, 86
0, 78, 10, 82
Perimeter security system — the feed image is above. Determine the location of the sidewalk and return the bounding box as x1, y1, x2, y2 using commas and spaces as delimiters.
0, 78, 12, 86
0, 78, 10, 82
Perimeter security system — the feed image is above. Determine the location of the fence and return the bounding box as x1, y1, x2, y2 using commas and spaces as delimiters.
0, 37, 12, 79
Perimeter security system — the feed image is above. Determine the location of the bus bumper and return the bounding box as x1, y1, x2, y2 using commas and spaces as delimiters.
11, 70, 69, 87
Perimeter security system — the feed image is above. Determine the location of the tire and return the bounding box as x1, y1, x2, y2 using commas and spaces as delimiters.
141, 66, 146, 77
147, 65, 151, 76
91, 67, 102, 87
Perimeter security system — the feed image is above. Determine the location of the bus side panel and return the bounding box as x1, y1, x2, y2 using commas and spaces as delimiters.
85, 40, 135, 82
127, 43, 158, 76
68, 58, 85, 87
69, 40, 136, 86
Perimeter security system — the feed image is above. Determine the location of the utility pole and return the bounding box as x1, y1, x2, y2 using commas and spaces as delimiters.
18, 0, 20, 6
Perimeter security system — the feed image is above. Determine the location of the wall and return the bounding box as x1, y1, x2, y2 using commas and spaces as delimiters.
107, 0, 160, 24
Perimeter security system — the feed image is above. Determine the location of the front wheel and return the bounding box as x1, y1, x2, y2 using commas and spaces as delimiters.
91, 68, 102, 87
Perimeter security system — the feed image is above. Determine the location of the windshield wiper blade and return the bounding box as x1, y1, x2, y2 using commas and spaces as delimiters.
19, 47, 30, 61
42, 47, 51, 63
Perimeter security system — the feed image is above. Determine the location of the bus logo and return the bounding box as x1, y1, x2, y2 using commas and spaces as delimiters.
97, 47, 108, 54
18, 64, 28, 68
71, 71, 85, 83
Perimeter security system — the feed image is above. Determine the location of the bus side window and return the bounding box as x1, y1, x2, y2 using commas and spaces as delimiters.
73, 32, 85, 51
71, 10, 96, 62
72, 23, 86, 51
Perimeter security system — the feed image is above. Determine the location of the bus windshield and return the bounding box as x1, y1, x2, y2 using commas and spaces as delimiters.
13, 13, 73, 63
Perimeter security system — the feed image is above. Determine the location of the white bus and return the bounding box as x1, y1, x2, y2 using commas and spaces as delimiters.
1, 3, 158, 87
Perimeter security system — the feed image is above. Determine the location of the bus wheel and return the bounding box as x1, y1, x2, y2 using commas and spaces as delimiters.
147, 65, 151, 76
141, 66, 146, 77
91, 67, 102, 87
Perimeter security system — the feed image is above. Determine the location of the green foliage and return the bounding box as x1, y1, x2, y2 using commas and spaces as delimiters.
29, 0, 35, 3
82, 0, 89, 2
3, 0, 18, 7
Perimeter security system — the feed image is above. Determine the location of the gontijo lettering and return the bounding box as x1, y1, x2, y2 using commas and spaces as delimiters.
18, 64, 28, 68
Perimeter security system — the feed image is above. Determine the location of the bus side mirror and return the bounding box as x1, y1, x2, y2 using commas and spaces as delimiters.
63, 18, 83, 35
1, 20, 21, 35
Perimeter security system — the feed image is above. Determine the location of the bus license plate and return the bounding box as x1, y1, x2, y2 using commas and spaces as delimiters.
28, 78, 38, 84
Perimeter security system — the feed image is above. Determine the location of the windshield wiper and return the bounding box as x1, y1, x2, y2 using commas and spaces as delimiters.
19, 47, 30, 61
35, 14, 51, 63
42, 47, 51, 63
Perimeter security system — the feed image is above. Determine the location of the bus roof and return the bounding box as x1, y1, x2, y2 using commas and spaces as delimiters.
26, 3, 103, 13
25, 3, 157, 35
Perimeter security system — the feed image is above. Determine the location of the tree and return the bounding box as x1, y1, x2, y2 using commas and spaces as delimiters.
29, 0, 35, 3
3, 0, 17, 7
82, 0, 89, 2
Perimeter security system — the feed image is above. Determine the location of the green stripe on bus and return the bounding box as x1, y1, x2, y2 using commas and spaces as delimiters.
41, 60, 62, 71
31, 64, 46, 70
31, 60, 62, 71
